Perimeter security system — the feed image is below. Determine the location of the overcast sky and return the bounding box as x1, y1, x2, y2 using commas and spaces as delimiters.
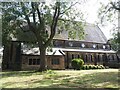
0, 0, 118, 40
79, 0, 118, 40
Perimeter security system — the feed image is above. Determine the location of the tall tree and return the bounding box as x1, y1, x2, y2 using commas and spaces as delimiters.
98, 0, 120, 53
2, 1, 85, 71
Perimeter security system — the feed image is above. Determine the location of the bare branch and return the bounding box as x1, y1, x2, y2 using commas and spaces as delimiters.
36, 4, 42, 23
52, 3, 60, 33
45, 2, 60, 47
111, 2, 120, 11
21, 2, 37, 34
60, 2, 78, 17
31, 2, 36, 25
51, 4, 58, 32
100, 7, 112, 23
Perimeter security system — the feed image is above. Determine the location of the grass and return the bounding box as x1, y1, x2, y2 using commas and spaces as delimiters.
1, 69, 119, 89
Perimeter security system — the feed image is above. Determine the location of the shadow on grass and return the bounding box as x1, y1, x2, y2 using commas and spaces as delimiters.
31, 72, 119, 88
1, 70, 119, 89
1, 70, 42, 78
2, 88, 119, 90
58, 72, 119, 88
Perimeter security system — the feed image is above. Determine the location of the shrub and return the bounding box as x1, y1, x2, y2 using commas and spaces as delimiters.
98, 66, 102, 69
100, 65, 105, 69
82, 65, 87, 70
96, 65, 99, 69
71, 58, 84, 70
90, 65, 95, 69
81, 66, 85, 70
89, 65, 95, 69
85, 65, 89, 70
81, 64, 105, 70
95, 65, 98, 69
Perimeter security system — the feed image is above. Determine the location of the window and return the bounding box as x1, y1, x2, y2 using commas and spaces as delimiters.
72, 54, 74, 59
112, 55, 114, 60
93, 44, 96, 48
81, 43, 85, 48
98, 55, 100, 62
78, 55, 80, 58
37, 59, 40, 65
54, 41, 58, 47
90, 55, 93, 62
29, 59, 32, 65
103, 45, 106, 49
33, 59, 36, 65
69, 42, 73, 47
52, 58, 60, 65
85, 54, 88, 62
28, 58, 40, 65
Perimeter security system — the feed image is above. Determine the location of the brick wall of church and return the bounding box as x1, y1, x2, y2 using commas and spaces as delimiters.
21, 54, 65, 70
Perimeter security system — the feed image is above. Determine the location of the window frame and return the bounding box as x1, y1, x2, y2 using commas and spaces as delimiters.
51, 58, 60, 65
28, 58, 40, 65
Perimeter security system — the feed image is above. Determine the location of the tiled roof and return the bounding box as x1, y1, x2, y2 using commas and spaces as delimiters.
54, 23, 107, 43
18, 23, 107, 43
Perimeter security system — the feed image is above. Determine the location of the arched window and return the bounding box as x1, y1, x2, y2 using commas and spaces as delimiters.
85, 54, 88, 62
78, 54, 80, 58
72, 54, 74, 59
69, 42, 73, 47
93, 44, 96, 49
98, 55, 100, 62
81, 43, 85, 48
103, 45, 106, 49
91, 54, 93, 62
112, 55, 114, 61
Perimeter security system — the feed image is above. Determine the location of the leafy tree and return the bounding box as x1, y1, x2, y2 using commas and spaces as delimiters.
98, 1, 120, 53
2, 1, 85, 71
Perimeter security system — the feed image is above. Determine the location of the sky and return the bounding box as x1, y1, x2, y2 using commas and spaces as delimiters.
46, 0, 118, 39
0, 0, 118, 40
78, 0, 118, 40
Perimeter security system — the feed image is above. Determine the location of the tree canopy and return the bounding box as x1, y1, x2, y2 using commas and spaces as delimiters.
2, 2, 85, 44
1, 1, 86, 71
98, 0, 120, 52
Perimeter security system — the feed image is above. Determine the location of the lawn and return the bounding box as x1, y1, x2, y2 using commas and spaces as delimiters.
1, 69, 119, 89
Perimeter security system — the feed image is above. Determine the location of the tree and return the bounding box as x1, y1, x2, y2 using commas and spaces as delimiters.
98, 0, 120, 53
2, 1, 85, 71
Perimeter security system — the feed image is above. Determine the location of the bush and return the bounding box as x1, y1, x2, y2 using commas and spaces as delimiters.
98, 66, 102, 69
83, 65, 89, 70
81, 64, 105, 70
71, 58, 84, 70
89, 65, 93, 69
81, 66, 85, 70
100, 65, 105, 69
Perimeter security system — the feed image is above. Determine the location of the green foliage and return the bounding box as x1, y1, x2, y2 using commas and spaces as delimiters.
45, 69, 56, 74
110, 32, 120, 52
71, 58, 84, 70
1, 2, 85, 46
98, 1, 118, 25
1, 2, 86, 71
98, 1, 120, 53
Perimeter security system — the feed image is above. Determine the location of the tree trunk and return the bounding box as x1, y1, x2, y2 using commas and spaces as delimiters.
2, 44, 11, 70
38, 47, 47, 72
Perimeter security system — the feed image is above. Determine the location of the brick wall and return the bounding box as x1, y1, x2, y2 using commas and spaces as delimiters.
21, 54, 65, 70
